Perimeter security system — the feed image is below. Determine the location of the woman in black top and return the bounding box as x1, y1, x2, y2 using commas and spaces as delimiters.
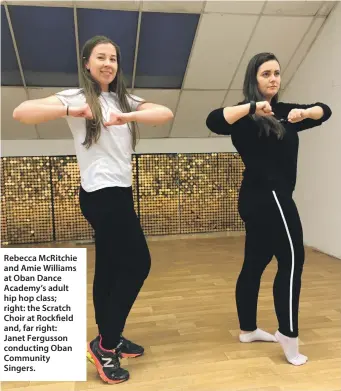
206, 52, 332, 366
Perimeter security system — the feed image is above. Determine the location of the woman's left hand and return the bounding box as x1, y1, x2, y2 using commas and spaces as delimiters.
287, 108, 308, 123
104, 112, 134, 126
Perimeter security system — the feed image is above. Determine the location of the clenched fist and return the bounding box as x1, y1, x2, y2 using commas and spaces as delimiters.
104, 112, 134, 126
68, 104, 93, 120
287, 108, 308, 123
255, 101, 274, 117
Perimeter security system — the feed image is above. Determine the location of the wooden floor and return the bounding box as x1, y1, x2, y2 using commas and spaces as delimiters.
2, 235, 341, 391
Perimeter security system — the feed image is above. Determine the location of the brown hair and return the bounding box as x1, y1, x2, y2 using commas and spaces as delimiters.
79, 35, 139, 149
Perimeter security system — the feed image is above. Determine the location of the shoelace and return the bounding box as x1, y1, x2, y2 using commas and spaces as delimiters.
120, 336, 132, 347
115, 341, 124, 359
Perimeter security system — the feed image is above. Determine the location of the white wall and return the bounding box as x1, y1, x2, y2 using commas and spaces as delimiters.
1, 137, 236, 156
282, 3, 341, 259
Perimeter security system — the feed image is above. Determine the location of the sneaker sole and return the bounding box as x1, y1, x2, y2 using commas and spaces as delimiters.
87, 342, 129, 384
87, 351, 96, 365
121, 352, 144, 358
87, 351, 143, 364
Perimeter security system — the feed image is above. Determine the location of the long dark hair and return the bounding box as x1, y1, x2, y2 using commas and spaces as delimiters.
80, 35, 139, 149
242, 52, 285, 139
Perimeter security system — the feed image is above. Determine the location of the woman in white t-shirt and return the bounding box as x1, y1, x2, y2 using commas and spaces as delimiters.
13, 35, 174, 384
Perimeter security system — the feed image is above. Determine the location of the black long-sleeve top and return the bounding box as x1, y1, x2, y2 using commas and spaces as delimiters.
206, 102, 332, 194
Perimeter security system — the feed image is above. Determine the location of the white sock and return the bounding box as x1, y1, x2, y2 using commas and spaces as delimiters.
275, 330, 308, 366
239, 328, 277, 343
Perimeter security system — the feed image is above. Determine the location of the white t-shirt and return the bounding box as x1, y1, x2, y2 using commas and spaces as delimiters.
55, 89, 144, 192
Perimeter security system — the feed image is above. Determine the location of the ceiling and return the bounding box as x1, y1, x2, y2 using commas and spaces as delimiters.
1, 0, 336, 140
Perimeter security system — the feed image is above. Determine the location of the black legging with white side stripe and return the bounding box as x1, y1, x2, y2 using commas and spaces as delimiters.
206, 101, 331, 339
236, 185, 304, 337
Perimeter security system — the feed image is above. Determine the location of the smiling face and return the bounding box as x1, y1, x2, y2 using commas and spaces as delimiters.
256, 60, 281, 101
85, 43, 118, 92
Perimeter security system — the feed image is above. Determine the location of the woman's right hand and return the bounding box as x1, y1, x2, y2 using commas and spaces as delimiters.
68, 104, 93, 119
255, 101, 274, 117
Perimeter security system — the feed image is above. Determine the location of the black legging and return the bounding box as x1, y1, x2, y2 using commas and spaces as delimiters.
79, 186, 151, 349
236, 185, 305, 338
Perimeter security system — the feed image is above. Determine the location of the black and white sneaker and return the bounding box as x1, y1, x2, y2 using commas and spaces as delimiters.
120, 334, 144, 358
87, 336, 129, 384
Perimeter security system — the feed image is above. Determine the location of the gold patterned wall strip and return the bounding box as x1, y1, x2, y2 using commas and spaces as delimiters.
1, 160, 9, 245
1, 157, 53, 245
132, 155, 138, 212
1, 153, 245, 245
50, 156, 93, 241
137, 154, 180, 235
217, 153, 245, 231
179, 153, 244, 233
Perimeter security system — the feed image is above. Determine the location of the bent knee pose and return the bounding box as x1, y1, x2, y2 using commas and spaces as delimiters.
206, 52, 332, 366
13, 35, 174, 384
